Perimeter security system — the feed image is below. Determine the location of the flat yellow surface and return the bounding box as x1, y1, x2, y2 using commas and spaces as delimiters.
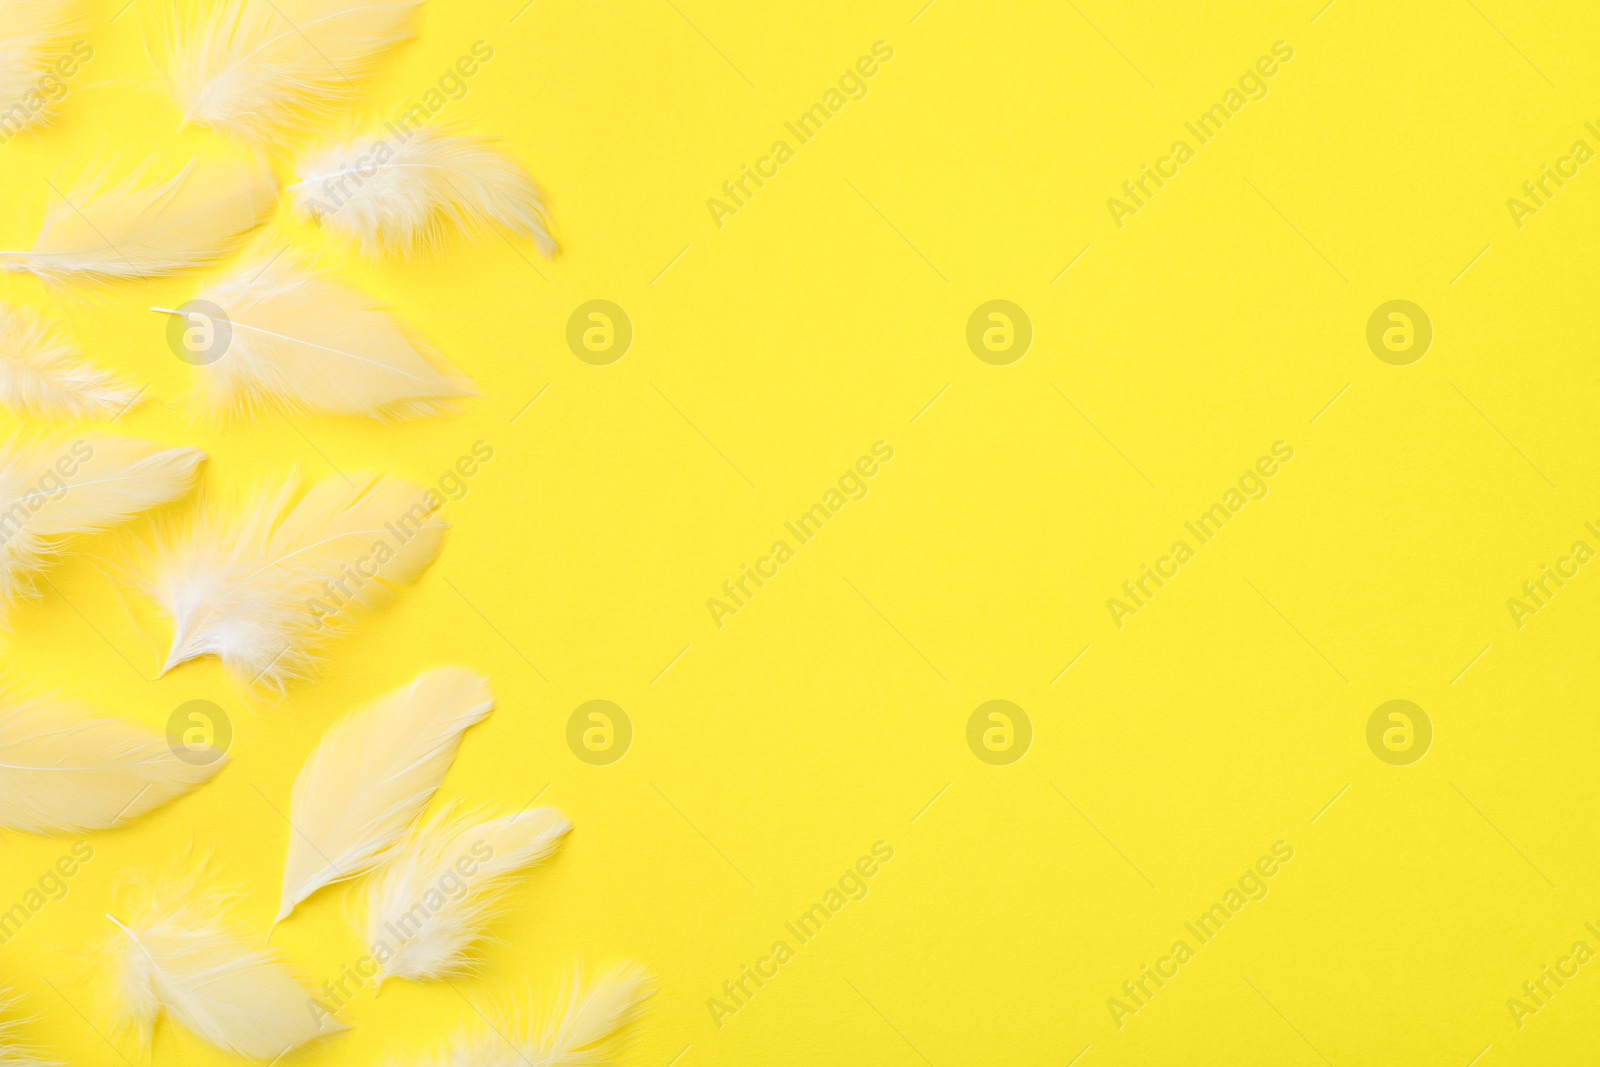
3, 0, 1600, 1064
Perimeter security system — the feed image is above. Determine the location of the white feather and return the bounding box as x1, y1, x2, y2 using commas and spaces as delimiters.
364, 805, 571, 983
0, 685, 223, 835
161, 0, 420, 146
106, 860, 347, 1061
147, 472, 448, 686
391, 963, 653, 1067
0, 434, 204, 620
0, 303, 141, 421
171, 253, 474, 421
278, 667, 492, 922
0, 989, 50, 1067
292, 129, 556, 258
0, 0, 79, 140
0, 158, 276, 283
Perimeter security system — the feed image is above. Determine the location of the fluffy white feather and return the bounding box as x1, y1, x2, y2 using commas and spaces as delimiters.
278, 667, 493, 922
0, 303, 141, 420
169, 253, 473, 421
0, 0, 79, 140
391, 963, 653, 1067
364, 805, 571, 983
161, 0, 420, 145
106, 861, 347, 1060
292, 129, 556, 258
0, 990, 49, 1067
147, 472, 448, 686
0, 434, 204, 620
0, 686, 223, 835
0, 158, 276, 283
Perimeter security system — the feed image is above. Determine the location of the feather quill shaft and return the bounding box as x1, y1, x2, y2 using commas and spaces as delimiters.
278, 668, 493, 922
148, 472, 447, 685
0, 434, 204, 620
0, 158, 276, 282
0, 303, 141, 420
364, 805, 571, 983
0, 687, 224, 835
292, 129, 556, 257
107, 862, 346, 1060
171, 253, 474, 421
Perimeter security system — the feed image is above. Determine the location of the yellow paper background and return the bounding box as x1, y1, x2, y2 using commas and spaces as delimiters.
2, 0, 1599, 1063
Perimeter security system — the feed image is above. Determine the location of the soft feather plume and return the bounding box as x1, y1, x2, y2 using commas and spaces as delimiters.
0, 434, 203, 620
278, 668, 493, 922
0, 303, 141, 421
291, 129, 556, 258
0, 685, 223, 835
0, 158, 276, 283
391, 963, 653, 1067
105, 860, 347, 1061
165, 253, 473, 421
0, 990, 49, 1067
147, 472, 448, 686
364, 805, 571, 984
160, 0, 420, 145
0, 0, 80, 140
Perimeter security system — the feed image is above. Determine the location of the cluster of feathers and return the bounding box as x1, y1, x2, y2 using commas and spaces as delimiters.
0, 1, 646, 1064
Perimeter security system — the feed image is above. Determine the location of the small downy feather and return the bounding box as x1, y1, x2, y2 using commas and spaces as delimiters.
0, 434, 204, 620
278, 668, 493, 922
0, 0, 79, 140
168, 253, 473, 421
0, 990, 49, 1067
0, 303, 141, 420
148, 472, 448, 686
364, 805, 571, 984
106, 860, 347, 1061
161, 0, 420, 146
391, 963, 653, 1067
292, 129, 556, 258
0, 685, 224, 835
0, 157, 276, 283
